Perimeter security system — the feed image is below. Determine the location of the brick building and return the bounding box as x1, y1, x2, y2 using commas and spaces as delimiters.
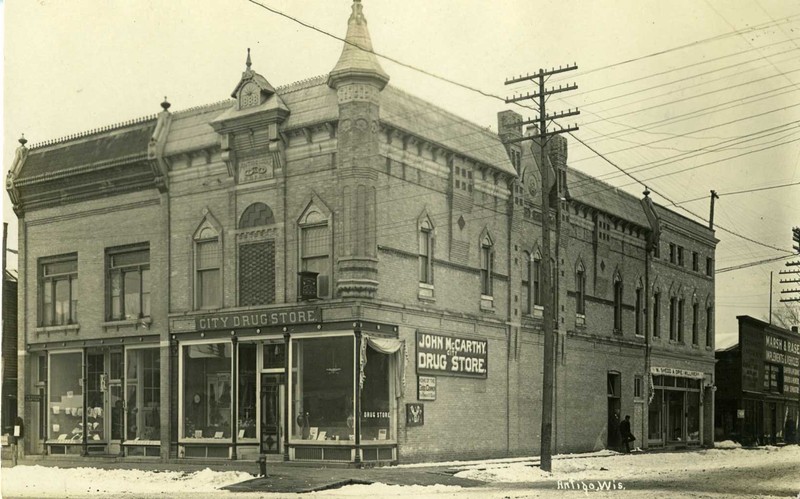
6, 0, 717, 464
715, 316, 800, 445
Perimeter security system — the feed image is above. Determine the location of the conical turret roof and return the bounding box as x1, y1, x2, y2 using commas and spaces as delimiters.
328, 0, 390, 89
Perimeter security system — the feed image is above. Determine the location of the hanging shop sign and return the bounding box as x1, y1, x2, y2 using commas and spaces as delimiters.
416, 331, 488, 378
418, 376, 437, 401
650, 367, 704, 379
195, 306, 321, 331
406, 403, 424, 427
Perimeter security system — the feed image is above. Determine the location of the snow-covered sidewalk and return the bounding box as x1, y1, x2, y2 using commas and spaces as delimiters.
1, 443, 798, 498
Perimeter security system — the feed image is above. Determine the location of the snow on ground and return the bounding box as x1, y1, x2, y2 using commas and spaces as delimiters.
453, 444, 800, 484
714, 440, 742, 449
392, 449, 617, 469
0, 465, 252, 498
1, 446, 799, 498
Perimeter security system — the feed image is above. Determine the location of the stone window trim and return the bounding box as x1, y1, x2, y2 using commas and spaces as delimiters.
479, 231, 494, 297
38, 253, 79, 328
418, 215, 434, 286
297, 196, 333, 300
192, 211, 224, 311
613, 272, 623, 333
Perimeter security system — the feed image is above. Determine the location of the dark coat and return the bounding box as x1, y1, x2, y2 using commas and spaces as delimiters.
619, 419, 632, 440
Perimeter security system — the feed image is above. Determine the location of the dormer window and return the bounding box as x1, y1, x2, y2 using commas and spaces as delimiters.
239, 82, 261, 109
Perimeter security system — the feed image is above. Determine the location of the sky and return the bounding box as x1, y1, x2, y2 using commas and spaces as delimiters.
3, 0, 800, 349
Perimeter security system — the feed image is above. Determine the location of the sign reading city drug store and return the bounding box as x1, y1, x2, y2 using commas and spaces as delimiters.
196, 306, 321, 331
416, 331, 488, 378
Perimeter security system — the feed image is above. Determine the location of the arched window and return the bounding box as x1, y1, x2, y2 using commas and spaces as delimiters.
533, 249, 542, 307
298, 198, 332, 299
653, 285, 661, 338
239, 202, 274, 228
576, 261, 586, 316
635, 277, 644, 336
193, 217, 222, 310
522, 251, 532, 314
480, 233, 494, 296
613, 272, 623, 332
419, 217, 434, 285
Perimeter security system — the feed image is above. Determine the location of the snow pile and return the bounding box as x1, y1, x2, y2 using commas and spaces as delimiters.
453, 445, 800, 484
1, 465, 252, 497
714, 440, 742, 449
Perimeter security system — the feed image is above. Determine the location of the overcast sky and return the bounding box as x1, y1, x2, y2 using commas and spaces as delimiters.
3, 0, 799, 348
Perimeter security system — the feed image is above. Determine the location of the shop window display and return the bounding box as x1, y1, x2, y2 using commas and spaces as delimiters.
686, 391, 700, 441
292, 336, 354, 441
648, 387, 663, 441
183, 343, 232, 439
126, 348, 160, 440
360, 347, 392, 441
48, 352, 83, 442
238, 343, 257, 439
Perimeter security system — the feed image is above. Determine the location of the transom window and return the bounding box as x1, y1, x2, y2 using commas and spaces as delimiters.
107, 246, 150, 320
40, 255, 78, 326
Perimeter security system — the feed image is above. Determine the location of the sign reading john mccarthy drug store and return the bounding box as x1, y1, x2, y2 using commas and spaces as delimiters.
416, 331, 488, 378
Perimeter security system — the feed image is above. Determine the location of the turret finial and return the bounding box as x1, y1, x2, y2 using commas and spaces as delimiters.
161, 96, 171, 111
18, 134, 27, 147
643, 186, 650, 197
246, 48, 252, 70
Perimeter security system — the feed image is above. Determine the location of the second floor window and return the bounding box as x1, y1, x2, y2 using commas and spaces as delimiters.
576, 267, 586, 315
706, 305, 714, 347
108, 246, 150, 320
533, 257, 542, 306
40, 255, 78, 326
635, 286, 643, 335
301, 224, 331, 298
613, 277, 623, 332
678, 299, 685, 342
669, 297, 677, 340
480, 237, 494, 296
653, 292, 661, 338
196, 233, 221, 309
692, 303, 699, 345
419, 221, 433, 284
522, 252, 531, 314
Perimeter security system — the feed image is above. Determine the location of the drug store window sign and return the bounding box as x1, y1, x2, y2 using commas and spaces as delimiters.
416, 331, 488, 378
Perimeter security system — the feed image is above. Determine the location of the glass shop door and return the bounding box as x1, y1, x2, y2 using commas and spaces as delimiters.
260, 374, 285, 454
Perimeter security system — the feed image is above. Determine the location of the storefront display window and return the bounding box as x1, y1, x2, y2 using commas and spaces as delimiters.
183, 343, 232, 439
48, 351, 83, 442
360, 347, 392, 441
648, 387, 662, 441
291, 336, 354, 441
686, 391, 700, 441
238, 343, 257, 439
126, 348, 160, 440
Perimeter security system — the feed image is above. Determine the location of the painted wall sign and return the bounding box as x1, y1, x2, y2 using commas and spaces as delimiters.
416, 331, 488, 378
418, 376, 437, 401
406, 403, 424, 427
24, 394, 41, 402
650, 367, 705, 379
764, 334, 800, 394
195, 306, 321, 331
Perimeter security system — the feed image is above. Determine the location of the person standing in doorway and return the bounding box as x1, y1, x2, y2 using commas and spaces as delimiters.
608, 410, 621, 451
619, 415, 634, 453
11, 417, 24, 466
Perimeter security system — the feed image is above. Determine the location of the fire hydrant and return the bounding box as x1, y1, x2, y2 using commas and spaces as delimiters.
257, 454, 268, 477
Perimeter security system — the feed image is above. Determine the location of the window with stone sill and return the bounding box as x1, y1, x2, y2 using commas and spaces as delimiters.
194, 226, 221, 310
39, 255, 78, 327
480, 234, 494, 297
419, 219, 433, 285
107, 245, 150, 321
575, 263, 586, 316
613, 274, 623, 332
299, 209, 331, 299
522, 251, 532, 315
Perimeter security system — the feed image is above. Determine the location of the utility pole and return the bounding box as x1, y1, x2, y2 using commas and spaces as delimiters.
708, 190, 719, 230
504, 65, 579, 472
781, 228, 800, 304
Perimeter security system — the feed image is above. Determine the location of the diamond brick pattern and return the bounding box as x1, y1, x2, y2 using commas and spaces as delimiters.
239, 242, 275, 306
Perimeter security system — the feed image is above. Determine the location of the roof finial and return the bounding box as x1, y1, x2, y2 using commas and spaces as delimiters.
161, 96, 171, 111
246, 48, 252, 70
18, 133, 27, 147
643, 186, 650, 197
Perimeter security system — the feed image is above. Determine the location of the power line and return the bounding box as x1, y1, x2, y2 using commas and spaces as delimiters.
670, 181, 800, 206
566, 131, 794, 254
716, 254, 795, 273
